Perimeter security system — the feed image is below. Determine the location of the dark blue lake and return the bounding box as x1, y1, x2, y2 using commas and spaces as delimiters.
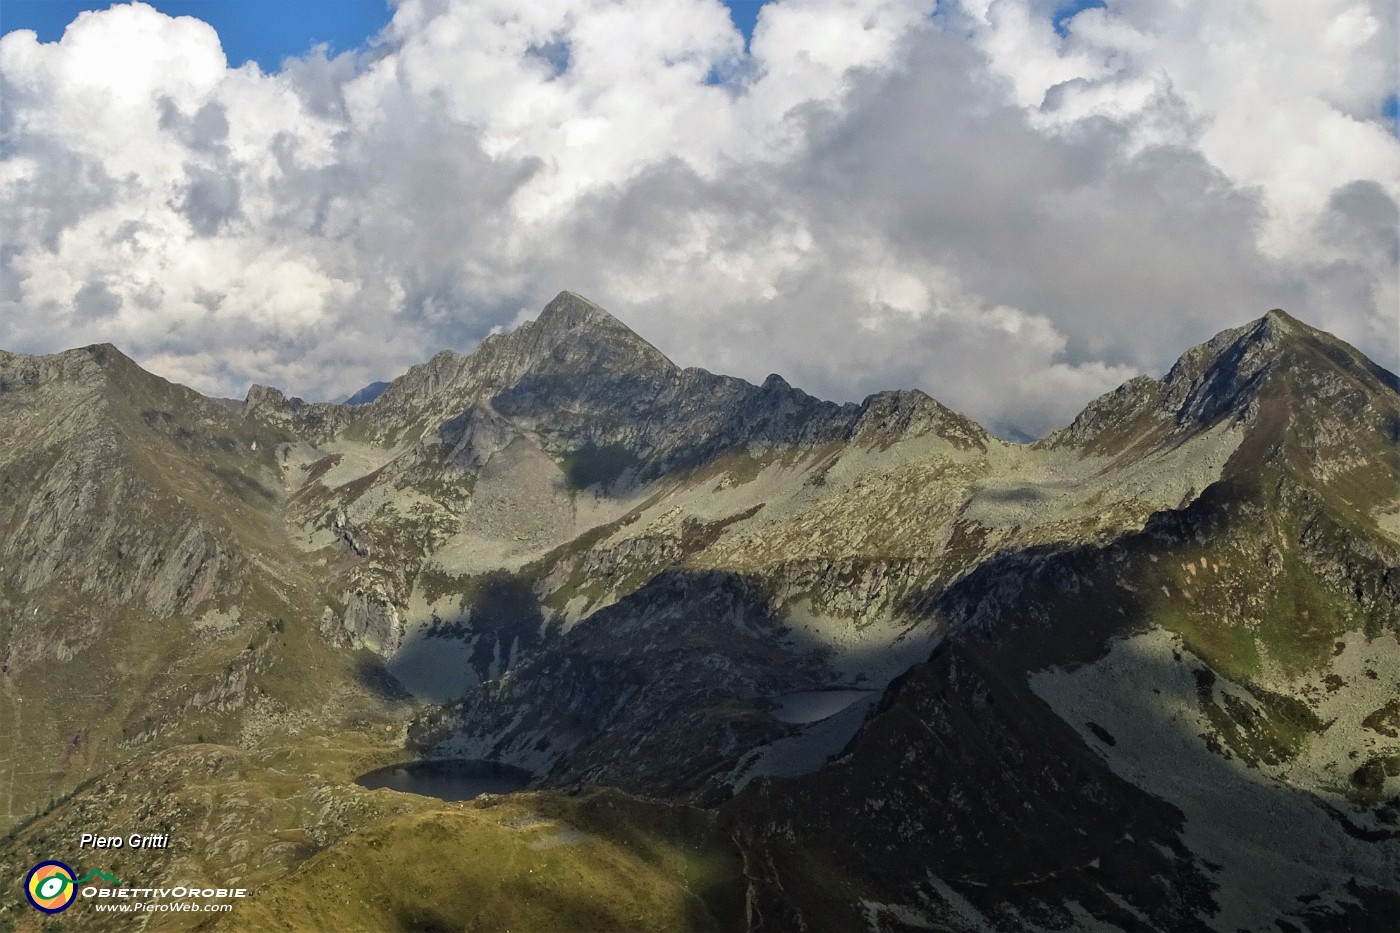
355, 760, 532, 801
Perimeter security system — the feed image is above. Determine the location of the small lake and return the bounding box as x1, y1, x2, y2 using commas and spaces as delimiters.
354, 760, 532, 801
771, 689, 875, 724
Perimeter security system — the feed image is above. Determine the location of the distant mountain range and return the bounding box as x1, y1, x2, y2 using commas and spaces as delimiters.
1, 292, 1396, 931
340, 381, 392, 406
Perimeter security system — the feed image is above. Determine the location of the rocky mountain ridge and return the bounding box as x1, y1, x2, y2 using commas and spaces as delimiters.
1, 294, 1396, 931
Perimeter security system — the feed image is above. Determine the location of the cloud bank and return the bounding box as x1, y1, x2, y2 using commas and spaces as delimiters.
1, 0, 1396, 437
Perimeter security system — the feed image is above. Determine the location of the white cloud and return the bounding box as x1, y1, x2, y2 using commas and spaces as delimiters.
965, 0, 1400, 352
0, 0, 1395, 438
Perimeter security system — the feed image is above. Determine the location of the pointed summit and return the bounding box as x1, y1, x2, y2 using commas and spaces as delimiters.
513, 291, 675, 375
535, 290, 618, 331
1161, 307, 1397, 420
360, 292, 677, 430
1046, 308, 1399, 454
532, 290, 665, 353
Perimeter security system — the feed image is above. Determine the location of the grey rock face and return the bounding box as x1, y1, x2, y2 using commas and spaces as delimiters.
1045, 307, 1400, 455
848, 388, 989, 449
341, 590, 404, 655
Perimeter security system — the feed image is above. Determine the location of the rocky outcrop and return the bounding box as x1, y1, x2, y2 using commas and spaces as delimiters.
848, 388, 988, 450
340, 590, 406, 655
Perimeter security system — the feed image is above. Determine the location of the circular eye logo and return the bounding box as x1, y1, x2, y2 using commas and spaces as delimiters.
25, 861, 77, 913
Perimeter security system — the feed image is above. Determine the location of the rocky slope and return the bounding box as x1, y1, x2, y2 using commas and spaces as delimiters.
0, 344, 369, 832
728, 309, 1400, 931
0, 297, 1396, 932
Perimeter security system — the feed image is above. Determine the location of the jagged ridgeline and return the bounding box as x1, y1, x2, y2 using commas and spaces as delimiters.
0, 293, 1396, 931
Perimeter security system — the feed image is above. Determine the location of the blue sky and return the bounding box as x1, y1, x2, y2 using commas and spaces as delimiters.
1052, 0, 1105, 37
0, 1, 773, 71
724, 0, 766, 44
0, 1, 394, 70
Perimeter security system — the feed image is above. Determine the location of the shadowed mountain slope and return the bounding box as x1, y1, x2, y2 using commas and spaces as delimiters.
726, 308, 1400, 931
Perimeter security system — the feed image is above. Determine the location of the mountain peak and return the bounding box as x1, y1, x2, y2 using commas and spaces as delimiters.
1045, 308, 1398, 453
81, 341, 126, 361
536, 290, 614, 330
350, 292, 677, 433
342, 381, 391, 406
1224, 306, 1301, 355
243, 383, 305, 413
517, 291, 674, 374
1167, 307, 1396, 412
0, 342, 153, 395
67, 342, 138, 376
850, 389, 989, 450
532, 291, 658, 353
